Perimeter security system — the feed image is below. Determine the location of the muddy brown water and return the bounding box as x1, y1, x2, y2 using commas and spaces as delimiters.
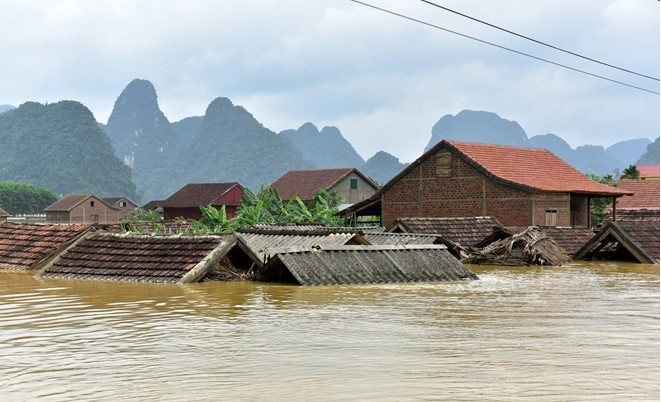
0, 261, 658, 401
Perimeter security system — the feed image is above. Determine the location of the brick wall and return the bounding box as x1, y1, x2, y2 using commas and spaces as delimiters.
380, 150, 573, 228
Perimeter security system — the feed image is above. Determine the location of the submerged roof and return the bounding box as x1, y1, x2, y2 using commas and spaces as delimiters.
269, 168, 379, 201
162, 182, 242, 208
388, 216, 504, 247
362, 232, 439, 245
498, 226, 597, 256
616, 179, 660, 210
0, 206, 10, 217
574, 220, 660, 263
0, 223, 91, 270
259, 244, 478, 285
236, 229, 367, 264
38, 233, 231, 283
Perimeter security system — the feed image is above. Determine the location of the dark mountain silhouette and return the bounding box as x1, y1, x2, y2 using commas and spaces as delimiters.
637, 137, 660, 165
0, 101, 138, 200
171, 116, 203, 142
279, 122, 365, 168
361, 151, 407, 185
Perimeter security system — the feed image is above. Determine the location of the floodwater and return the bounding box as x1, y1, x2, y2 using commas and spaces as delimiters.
0, 262, 657, 402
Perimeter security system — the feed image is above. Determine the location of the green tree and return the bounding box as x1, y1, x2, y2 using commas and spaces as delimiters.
0, 181, 57, 214
620, 165, 640, 180
585, 174, 614, 225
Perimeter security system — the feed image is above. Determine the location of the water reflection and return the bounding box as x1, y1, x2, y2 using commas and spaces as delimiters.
0, 262, 657, 401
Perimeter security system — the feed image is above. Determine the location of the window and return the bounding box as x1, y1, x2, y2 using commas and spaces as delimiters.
350, 178, 358, 190
545, 209, 557, 226
436, 151, 451, 177
90, 200, 95, 207
120, 201, 126, 207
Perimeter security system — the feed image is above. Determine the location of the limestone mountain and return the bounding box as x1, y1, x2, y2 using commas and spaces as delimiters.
104, 79, 178, 168
165, 97, 313, 196
0, 101, 138, 200
637, 137, 660, 165
361, 151, 407, 185
426, 110, 529, 151
279, 122, 365, 168
606, 138, 653, 167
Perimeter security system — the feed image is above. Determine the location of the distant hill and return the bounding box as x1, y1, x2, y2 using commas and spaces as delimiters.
279, 122, 365, 168
606, 138, 652, 167
0, 101, 138, 200
0, 105, 15, 114
168, 97, 313, 194
361, 151, 407, 185
426, 110, 529, 151
637, 137, 660, 165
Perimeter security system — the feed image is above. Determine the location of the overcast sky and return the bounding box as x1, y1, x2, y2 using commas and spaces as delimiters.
1, 0, 658, 163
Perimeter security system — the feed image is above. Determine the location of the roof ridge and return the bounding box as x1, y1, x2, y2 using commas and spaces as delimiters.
444, 139, 550, 152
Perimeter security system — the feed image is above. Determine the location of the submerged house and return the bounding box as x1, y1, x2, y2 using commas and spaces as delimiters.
387, 216, 505, 258
259, 244, 478, 285
269, 167, 379, 205
610, 179, 660, 222
36, 233, 260, 283
161, 182, 244, 221
480, 225, 598, 258
344, 140, 632, 228
574, 220, 660, 264
0, 222, 91, 270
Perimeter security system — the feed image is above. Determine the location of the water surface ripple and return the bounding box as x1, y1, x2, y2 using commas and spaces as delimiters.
0, 262, 657, 401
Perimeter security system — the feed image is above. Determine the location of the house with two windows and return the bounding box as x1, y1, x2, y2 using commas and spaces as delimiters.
161, 182, 245, 220
268, 168, 380, 206
344, 140, 632, 228
44, 194, 136, 224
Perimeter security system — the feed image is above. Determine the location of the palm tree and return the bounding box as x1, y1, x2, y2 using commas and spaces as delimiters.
620, 165, 640, 180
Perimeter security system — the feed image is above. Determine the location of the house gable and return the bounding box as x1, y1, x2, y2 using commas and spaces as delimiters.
269, 168, 379, 203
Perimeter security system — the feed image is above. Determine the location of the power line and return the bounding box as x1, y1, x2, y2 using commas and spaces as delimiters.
349, 0, 660, 95
418, 0, 659, 81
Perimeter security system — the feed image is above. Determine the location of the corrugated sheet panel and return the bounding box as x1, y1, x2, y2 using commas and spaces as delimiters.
363, 232, 438, 245
261, 245, 478, 285
237, 232, 359, 263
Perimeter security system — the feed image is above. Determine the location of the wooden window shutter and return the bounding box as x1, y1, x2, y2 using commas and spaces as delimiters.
436, 151, 452, 177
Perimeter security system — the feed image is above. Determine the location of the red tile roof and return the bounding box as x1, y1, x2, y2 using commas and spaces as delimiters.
269, 168, 376, 201
637, 165, 659, 177
162, 183, 242, 208
445, 141, 630, 196
0, 223, 91, 270
616, 179, 660, 210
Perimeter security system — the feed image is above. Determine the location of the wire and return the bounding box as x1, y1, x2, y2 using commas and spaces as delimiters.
418, 0, 659, 81
349, 0, 660, 95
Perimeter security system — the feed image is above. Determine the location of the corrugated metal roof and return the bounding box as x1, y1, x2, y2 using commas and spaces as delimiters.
363, 232, 438, 245
237, 232, 362, 264
260, 244, 478, 285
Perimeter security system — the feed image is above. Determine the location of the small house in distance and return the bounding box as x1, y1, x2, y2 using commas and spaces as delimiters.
161, 182, 244, 220
344, 140, 632, 228
269, 168, 379, 205
103, 197, 138, 221
45, 194, 124, 224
